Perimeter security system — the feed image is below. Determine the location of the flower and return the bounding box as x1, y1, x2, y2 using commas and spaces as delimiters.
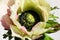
1, 0, 51, 40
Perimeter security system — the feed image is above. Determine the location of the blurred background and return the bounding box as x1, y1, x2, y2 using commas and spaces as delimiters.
0, 0, 60, 40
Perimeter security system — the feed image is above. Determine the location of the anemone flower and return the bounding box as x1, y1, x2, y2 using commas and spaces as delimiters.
1, 0, 60, 40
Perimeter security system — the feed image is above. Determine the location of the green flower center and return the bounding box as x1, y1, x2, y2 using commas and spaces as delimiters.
18, 10, 40, 31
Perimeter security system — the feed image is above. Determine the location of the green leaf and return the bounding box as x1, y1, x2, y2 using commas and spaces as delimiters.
44, 33, 53, 40
3, 30, 13, 40
46, 24, 60, 33
46, 20, 58, 28
3, 34, 8, 38
46, 14, 60, 33
46, 23, 52, 28
47, 14, 58, 28
51, 6, 59, 10
35, 33, 53, 40
49, 14, 58, 19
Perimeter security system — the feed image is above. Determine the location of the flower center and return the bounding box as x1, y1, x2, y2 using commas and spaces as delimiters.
18, 10, 40, 31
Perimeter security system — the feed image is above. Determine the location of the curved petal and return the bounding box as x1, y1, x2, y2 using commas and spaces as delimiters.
10, 25, 31, 39
7, 0, 15, 7
31, 22, 48, 39
37, 6, 49, 22
10, 25, 25, 36
37, 0, 51, 11
1, 9, 13, 30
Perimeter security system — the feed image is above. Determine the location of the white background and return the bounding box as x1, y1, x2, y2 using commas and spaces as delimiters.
0, 0, 60, 40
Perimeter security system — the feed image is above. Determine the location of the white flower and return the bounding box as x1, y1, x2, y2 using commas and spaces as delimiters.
1, 0, 51, 40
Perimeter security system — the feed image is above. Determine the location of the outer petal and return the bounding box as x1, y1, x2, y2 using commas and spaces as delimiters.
10, 25, 31, 39
7, 0, 15, 7
1, 9, 13, 30
1, 0, 15, 30
31, 22, 48, 39
38, 0, 51, 11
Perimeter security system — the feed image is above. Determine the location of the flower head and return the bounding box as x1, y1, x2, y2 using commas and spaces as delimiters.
1, 0, 51, 40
